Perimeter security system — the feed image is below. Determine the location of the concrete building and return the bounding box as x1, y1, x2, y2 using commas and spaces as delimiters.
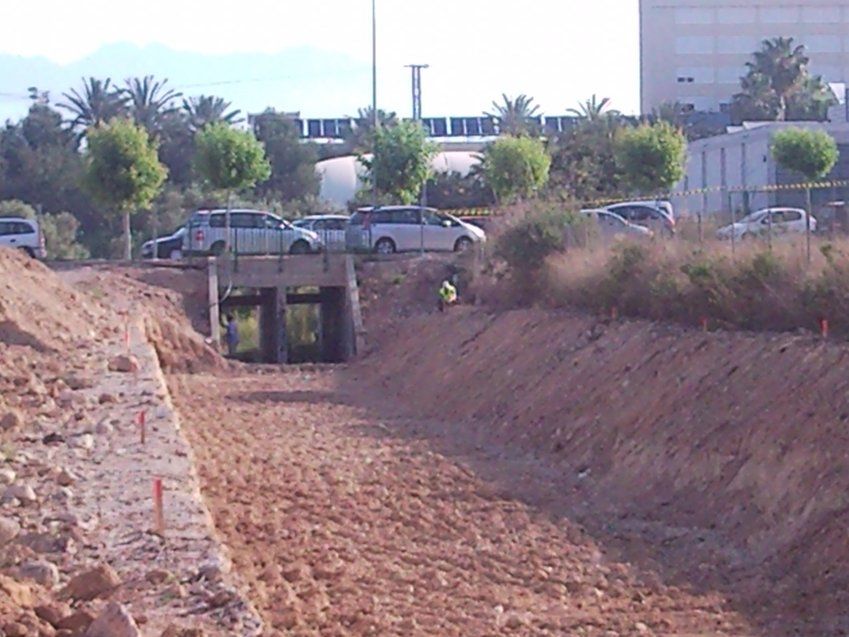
673, 122, 849, 217
640, 0, 849, 114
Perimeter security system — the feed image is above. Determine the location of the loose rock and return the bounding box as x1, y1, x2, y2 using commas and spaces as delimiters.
84, 602, 141, 637
17, 560, 60, 588
0, 515, 21, 544
35, 602, 72, 627
108, 355, 139, 373
62, 564, 121, 601
56, 469, 78, 487
0, 467, 16, 484
3, 483, 36, 504
0, 410, 23, 432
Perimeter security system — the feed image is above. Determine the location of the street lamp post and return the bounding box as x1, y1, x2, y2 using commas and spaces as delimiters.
371, 0, 378, 210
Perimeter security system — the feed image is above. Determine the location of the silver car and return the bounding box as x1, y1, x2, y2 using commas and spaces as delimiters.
345, 206, 486, 254
292, 215, 349, 252
580, 209, 654, 240
184, 209, 322, 256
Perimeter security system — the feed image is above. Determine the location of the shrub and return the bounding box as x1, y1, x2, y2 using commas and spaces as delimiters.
482, 136, 551, 203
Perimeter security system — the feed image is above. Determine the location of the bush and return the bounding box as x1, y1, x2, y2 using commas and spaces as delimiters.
482, 136, 550, 203
615, 121, 687, 194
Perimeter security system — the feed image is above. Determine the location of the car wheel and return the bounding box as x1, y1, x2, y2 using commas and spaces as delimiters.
18, 247, 36, 258
454, 237, 474, 252
375, 238, 396, 255
169, 248, 183, 261
210, 241, 226, 256
289, 240, 310, 255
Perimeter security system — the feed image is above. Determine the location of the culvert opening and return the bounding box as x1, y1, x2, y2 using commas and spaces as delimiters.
220, 285, 351, 365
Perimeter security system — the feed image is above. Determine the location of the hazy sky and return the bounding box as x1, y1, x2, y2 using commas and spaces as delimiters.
0, 0, 640, 118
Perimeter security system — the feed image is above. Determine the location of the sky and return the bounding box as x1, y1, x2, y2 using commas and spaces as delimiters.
0, 0, 640, 121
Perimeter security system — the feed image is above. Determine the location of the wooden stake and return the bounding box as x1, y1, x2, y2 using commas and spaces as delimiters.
153, 478, 164, 536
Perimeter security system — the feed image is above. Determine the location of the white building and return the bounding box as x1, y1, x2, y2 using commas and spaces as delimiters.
673, 122, 849, 217
640, 0, 849, 114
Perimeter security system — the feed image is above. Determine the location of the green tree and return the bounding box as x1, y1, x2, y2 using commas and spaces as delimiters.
481, 136, 551, 203
123, 75, 182, 135
567, 95, 618, 122
772, 127, 839, 260
732, 37, 837, 122
485, 94, 541, 137
194, 123, 271, 250
252, 109, 319, 202
343, 107, 399, 154
549, 114, 624, 202
615, 121, 687, 195
358, 120, 437, 204
58, 77, 128, 132
182, 95, 243, 132
83, 119, 167, 260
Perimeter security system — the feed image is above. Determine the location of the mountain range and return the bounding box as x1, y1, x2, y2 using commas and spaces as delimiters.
0, 43, 376, 122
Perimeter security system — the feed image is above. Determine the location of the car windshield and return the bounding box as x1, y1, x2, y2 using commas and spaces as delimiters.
738, 211, 766, 224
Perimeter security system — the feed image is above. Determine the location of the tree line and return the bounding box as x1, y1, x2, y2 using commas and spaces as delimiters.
0, 36, 837, 258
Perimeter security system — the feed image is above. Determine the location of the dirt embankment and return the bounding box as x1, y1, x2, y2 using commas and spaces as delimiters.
352, 302, 849, 634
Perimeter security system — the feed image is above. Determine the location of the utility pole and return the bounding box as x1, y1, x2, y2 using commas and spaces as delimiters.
405, 64, 429, 121
406, 64, 430, 256
371, 0, 379, 212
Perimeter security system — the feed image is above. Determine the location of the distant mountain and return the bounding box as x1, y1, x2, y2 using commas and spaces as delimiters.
0, 43, 373, 122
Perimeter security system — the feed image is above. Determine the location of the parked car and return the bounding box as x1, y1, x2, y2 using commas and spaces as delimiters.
0, 217, 45, 258
716, 207, 815, 241
184, 209, 323, 256
580, 209, 654, 240
345, 206, 486, 254
292, 215, 349, 251
604, 200, 676, 237
141, 227, 187, 260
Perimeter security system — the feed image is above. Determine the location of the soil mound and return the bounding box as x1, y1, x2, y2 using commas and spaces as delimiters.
356, 305, 849, 633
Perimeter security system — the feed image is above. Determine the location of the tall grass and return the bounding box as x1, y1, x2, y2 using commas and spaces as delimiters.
483, 227, 849, 336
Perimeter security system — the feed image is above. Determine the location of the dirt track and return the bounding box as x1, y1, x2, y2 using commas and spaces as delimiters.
169, 369, 756, 636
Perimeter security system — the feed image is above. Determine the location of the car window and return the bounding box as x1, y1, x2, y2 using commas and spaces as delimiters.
0, 221, 12, 236
389, 209, 420, 225
292, 219, 310, 229
209, 214, 225, 228
629, 206, 658, 221
371, 210, 391, 224
782, 210, 802, 223
349, 212, 365, 226
600, 213, 625, 227
263, 215, 283, 229
608, 205, 633, 220
231, 213, 259, 228
422, 210, 443, 226
321, 219, 347, 231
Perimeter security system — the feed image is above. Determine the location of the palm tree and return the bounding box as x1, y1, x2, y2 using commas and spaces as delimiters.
182, 95, 243, 132
344, 107, 398, 153
744, 37, 809, 121
58, 77, 128, 130
567, 95, 618, 121
123, 76, 182, 135
485, 94, 541, 136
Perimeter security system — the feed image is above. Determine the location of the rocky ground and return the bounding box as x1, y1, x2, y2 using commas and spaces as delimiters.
169, 368, 757, 637
0, 250, 258, 636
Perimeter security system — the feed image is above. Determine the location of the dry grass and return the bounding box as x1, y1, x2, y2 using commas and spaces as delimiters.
487, 233, 849, 337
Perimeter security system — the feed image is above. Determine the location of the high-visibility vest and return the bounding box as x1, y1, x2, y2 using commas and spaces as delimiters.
439, 283, 457, 303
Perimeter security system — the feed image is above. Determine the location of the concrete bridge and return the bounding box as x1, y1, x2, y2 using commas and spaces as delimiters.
208, 254, 364, 364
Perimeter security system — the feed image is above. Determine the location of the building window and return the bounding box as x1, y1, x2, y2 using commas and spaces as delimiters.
677, 77, 695, 83
761, 7, 798, 23
676, 36, 714, 55
805, 35, 842, 54
717, 36, 760, 55
802, 7, 841, 23
674, 8, 713, 24
717, 8, 756, 24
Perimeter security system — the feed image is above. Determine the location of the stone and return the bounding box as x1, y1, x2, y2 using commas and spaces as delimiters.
160, 626, 205, 637
17, 560, 60, 588
73, 435, 94, 451
0, 515, 21, 544
0, 410, 23, 432
207, 588, 235, 608
56, 469, 77, 487
35, 602, 72, 628
42, 433, 65, 445
634, 622, 650, 634
0, 574, 35, 607
3, 484, 36, 504
62, 564, 121, 601
83, 602, 140, 637
107, 355, 139, 373
64, 375, 93, 391
18, 531, 70, 554
97, 394, 116, 405
145, 568, 173, 585
3, 622, 29, 637
95, 420, 114, 435
0, 467, 16, 484
56, 610, 96, 633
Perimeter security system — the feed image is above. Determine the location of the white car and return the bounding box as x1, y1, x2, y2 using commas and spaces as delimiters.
0, 217, 45, 258
716, 207, 815, 241
345, 206, 486, 254
604, 200, 676, 237
580, 209, 653, 239
184, 209, 323, 256
292, 215, 349, 252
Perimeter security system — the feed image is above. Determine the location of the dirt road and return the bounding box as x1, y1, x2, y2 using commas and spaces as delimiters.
169, 368, 755, 636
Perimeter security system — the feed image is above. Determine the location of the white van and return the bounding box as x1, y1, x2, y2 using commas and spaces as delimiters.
184, 209, 323, 256
345, 206, 486, 254
0, 217, 45, 258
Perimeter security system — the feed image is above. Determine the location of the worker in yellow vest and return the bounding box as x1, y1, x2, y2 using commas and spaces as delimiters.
438, 279, 458, 312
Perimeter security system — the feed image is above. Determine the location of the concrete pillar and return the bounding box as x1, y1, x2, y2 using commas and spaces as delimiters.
207, 258, 220, 350
276, 286, 288, 364
320, 287, 348, 363
345, 255, 366, 356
